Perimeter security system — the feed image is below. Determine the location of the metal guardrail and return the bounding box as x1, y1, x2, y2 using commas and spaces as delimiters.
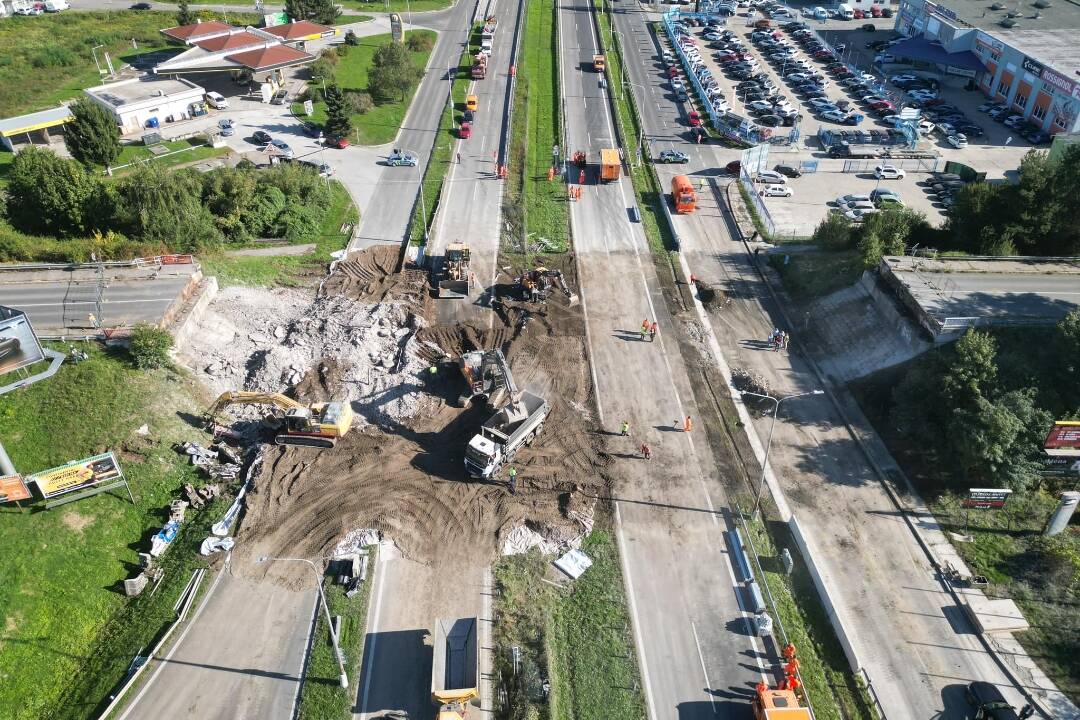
0, 255, 195, 272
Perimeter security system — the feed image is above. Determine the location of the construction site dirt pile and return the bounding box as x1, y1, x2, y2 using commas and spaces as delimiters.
236, 255, 613, 582
180, 284, 433, 425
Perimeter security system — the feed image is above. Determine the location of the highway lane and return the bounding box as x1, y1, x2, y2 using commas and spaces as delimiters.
428, 0, 523, 327
559, 1, 765, 718
605, 8, 1033, 715
894, 269, 1080, 321
118, 574, 317, 720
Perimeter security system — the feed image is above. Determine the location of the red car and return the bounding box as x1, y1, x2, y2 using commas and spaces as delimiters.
870, 4, 882, 16
459, 121, 472, 139
324, 136, 350, 149
668, 65, 679, 78
814, 50, 835, 59
688, 111, 702, 127
853, 8, 864, 18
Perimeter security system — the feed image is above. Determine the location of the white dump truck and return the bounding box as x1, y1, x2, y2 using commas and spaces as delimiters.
464, 392, 548, 478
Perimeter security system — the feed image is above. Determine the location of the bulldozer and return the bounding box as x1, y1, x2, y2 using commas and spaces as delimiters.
518, 266, 578, 305
436, 242, 472, 299
204, 391, 354, 449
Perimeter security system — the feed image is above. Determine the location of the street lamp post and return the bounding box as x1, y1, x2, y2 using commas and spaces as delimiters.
257, 556, 349, 689
739, 389, 824, 519
622, 78, 648, 164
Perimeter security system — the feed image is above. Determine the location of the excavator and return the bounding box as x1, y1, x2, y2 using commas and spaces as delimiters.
518, 266, 578, 305
204, 391, 354, 449
457, 348, 515, 407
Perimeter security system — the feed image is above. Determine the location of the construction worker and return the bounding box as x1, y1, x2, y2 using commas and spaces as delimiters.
755, 681, 768, 695
649, 321, 658, 342
640, 442, 651, 460
683, 415, 693, 433
689, 273, 697, 286
787, 675, 802, 694
784, 659, 800, 677
579, 169, 585, 185
778, 677, 789, 691
457, 152, 461, 164
620, 420, 630, 436
782, 642, 797, 662
507, 466, 517, 494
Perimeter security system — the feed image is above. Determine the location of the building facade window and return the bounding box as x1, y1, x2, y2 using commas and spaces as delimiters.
1055, 115, 1068, 129
990, 51, 1001, 62
1014, 92, 1028, 108
1042, 82, 1056, 97
1033, 103, 1047, 120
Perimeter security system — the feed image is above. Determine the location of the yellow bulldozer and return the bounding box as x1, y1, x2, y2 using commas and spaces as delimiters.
437, 242, 472, 299
204, 391, 354, 449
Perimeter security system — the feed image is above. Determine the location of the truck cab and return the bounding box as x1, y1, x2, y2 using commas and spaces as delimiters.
593, 54, 606, 72
466, 95, 478, 112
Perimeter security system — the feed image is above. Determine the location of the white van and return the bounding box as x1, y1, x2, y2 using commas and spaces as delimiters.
45, 0, 70, 11
205, 91, 230, 110
837, 3, 854, 18
812, 6, 827, 19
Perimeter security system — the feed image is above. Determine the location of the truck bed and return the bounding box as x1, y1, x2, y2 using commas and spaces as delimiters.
480, 391, 547, 441
431, 617, 479, 701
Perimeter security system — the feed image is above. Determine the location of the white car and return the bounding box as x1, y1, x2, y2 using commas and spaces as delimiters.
890, 74, 918, 83
755, 170, 786, 184
672, 78, 685, 91
875, 53, 896, 64
835, 193, 871, 207
947, 133, 969, 148
841, 207, 879, 222
875, 165, 906, 179
205, 91, 229, 110
761, 184, 793, 197
748, 100, 775, 113
806, 97, 833, 110
918, 119, 936, 134
821, 109, 850, 123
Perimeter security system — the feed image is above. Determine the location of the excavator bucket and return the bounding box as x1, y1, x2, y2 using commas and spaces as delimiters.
438, 278, 470, 298
275, 434, 337, 449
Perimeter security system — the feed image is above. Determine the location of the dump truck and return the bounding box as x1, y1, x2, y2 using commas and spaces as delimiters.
471, 52, 488, 79
600, 148, 621, 182
481, 16, 497, 55
465, 391, 548, 477
431, 617, 480, 720
593, 54, 606, 72
671, 174, 697, 214
752, 685, 813, 720
204, 391, 354, 448
436, 242, 471, 298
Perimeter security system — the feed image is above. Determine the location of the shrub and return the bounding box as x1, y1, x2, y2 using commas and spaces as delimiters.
344, 29, 360, 45
277, 202, 322, 243
346, 91, 374, 115
128, 324, 173, 369
812, 211, 854, 250
406, 33, 434, 52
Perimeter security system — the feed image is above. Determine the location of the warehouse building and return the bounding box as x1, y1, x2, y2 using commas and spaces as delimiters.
893, 0, 1080, 135
84, 77, 206, 135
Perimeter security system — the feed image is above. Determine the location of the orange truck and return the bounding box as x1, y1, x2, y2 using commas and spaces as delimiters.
599, 148, 621, 182
752, 685, 813, 720
593, 54, 606, 72
671, 174, 697, 213
471, 52, 488, 79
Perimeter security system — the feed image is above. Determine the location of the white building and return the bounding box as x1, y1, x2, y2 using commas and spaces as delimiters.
83, 77, 206, 135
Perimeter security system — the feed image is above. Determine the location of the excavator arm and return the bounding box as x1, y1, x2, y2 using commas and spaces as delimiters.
205, 391, 306, 420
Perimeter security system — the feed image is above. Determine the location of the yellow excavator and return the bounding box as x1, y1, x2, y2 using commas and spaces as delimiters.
204, 391, 354, 449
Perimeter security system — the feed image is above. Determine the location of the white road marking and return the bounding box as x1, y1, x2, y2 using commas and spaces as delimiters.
12, 298, 175, 308
691, 622, 718, 713
613, 504, 661, 720
357, 543, 391, 716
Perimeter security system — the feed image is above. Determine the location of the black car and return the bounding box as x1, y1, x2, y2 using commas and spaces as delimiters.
774, 164, 802, 178
130, 1, 152, 7
758, 114, 782, 127
689, 126, 709, 143
965, 682, 1019, 720
252, 130, 273, 145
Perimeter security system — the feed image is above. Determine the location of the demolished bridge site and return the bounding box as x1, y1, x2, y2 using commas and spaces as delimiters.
180, 246, 610, 582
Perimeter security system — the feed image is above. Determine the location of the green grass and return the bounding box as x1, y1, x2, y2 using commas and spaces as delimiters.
292, 31, 436, 146
200, 180, 357, 287
106, 138, 229, 174
0, 11, 260, 117
742, 513, 876, 720
0, 347, 220, 720
767, 250, 863, 300
338, 0, 453, 11
492, 521, 646, 720
406, 27, 476, 244
516, 0, 568, 252
297, 547, 377, 720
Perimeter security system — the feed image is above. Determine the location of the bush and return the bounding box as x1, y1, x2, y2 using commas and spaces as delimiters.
406, 33, 434, 52
31, 47, 78, 69
344, 29, 360, 45
346, 90, 374, 115
128, 324, 173, 369
812, 211, 855, 250
277, 202, 322, 243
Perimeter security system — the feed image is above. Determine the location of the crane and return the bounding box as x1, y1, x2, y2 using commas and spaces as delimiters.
204, 391, 354, 449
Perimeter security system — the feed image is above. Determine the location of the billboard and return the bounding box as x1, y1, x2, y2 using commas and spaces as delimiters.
962, 488, 1013, 509
28, 452, 123, 499
1044, 421, 1080, 457
390, 13, 403, 43
0, 474, 32, 503
0, 306, 45, 376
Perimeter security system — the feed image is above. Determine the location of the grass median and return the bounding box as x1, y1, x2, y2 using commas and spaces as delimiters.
297, 548, 378, 720
0, 347, 222, 720
493, 521, 646, 720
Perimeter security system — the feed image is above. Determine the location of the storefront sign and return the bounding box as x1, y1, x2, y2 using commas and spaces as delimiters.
28, 452, 122, 499
0, 474, 31, 503
975, 31, 1004, 54
1022, 56, 1044, 77
1041, 66, 1080, 100
962, 488, 1013, 509
923, 0, 957, 21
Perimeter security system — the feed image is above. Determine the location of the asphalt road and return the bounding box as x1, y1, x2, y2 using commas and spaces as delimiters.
559, 1, 767, 718
117, 573, 317, 720
348, 3, 479, 252
891, 266, 1080, 322
354, 543, 492, 720
605, 7, 1030, 716
427, 0, 523, 327
0, 266, 196, 333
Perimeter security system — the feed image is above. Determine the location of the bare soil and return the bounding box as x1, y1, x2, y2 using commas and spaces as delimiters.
233, 250, 611, 584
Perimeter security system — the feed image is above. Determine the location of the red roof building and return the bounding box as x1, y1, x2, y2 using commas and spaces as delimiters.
160, 21, 233, 43
194, 31, 266, 53
226, 44, 316, 72
261, 20, 336, 42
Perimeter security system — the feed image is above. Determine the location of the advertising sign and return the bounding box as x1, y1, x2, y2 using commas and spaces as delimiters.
962, 488, 1013, 509
975, 31, 1003, 54
0, 474, 31, 503
390, 12, 403, 43
1041, 66, 1080, 101
0, 306, 45, 376
28, 452, 123, 499
261, 11, 288, 27
1022, 56, 1044, 77
1044, 421, 1080, 457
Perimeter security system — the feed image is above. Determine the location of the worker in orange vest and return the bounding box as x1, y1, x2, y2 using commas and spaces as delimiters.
784, 659, 800, 677
548, 166, 555, 181
788, 675, 802, 694
782, 642, 797, 662
755, 681, 768, 695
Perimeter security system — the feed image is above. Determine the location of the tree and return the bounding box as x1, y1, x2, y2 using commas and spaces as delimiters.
948, 388, 1050, 489
65, 97, 122, 168
368, 42, 421, 102
111, 164, 223, 250
942, 329, 997, 407
856, 207, 924, 269
202, 166, 257, 242
129, 324, 173, 369
285, 0, 340, 25
309, 56, 335, 86
5, 147, 103, 236
176, 0, 194, 26
323, 83, 352, 139
812, 211, 854, 250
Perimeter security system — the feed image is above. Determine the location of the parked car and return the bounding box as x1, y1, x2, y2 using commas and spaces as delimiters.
252, 130, 273, 145
217, 118, 235, 136
835, 193, 871, 207
964, 682, 1019, 720
947, 133, 968, 148
657, 149, 690, 163
205, 91, 229, 110
726, 160, 742, 175
387, 150, 418, 166
774, 164, 802, 178
756, 170, 786, 184
875, 164, 906, 179
269, 139, 294, 158
688, 111, 702, 127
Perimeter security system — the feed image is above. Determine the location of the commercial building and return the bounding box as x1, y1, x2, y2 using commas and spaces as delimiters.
893, 0, 1080, 135
154, 20, 331, 78
0, 106, 73, 151
84, 77, 206, 135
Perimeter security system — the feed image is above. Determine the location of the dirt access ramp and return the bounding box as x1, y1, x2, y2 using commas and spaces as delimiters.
230, 249, 610, 583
